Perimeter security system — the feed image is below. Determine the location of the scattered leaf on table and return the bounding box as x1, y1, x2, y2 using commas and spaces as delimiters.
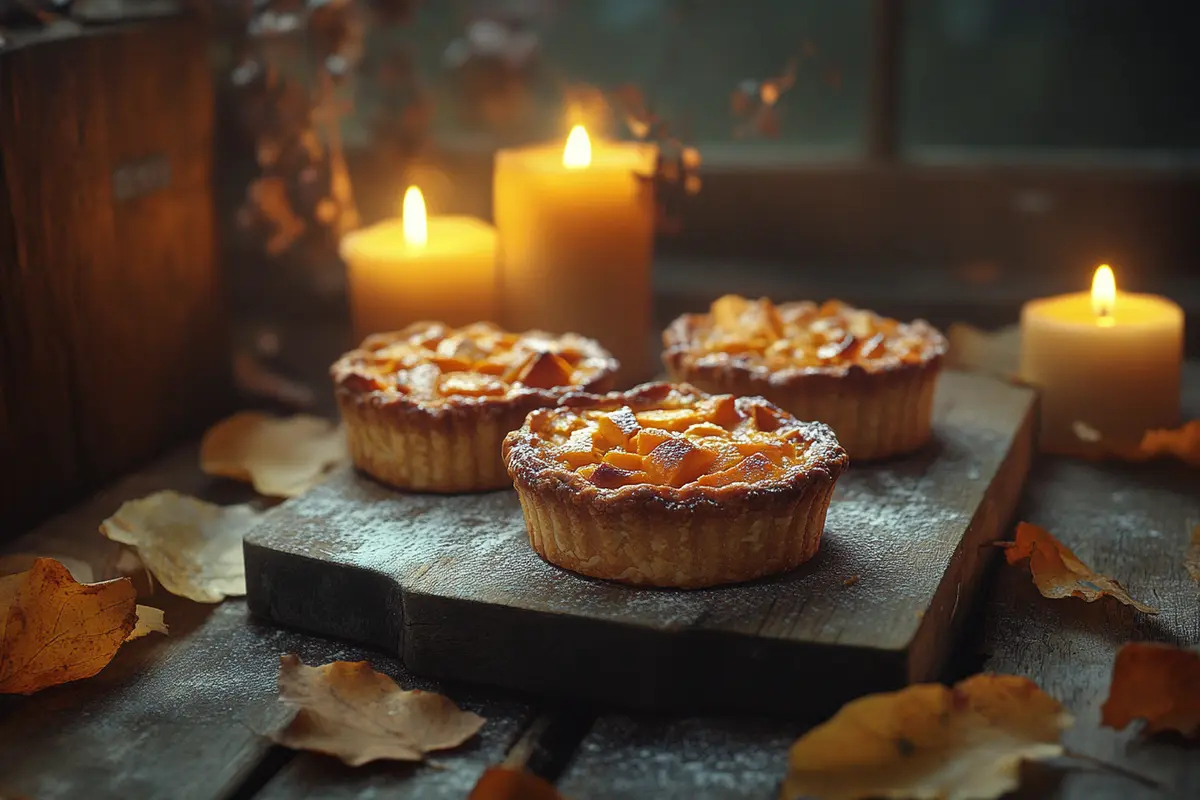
1000, 522, 1158, 614
0, 552, 96, 583
781, 673, 1070, 800
99, 490, 263, 603
0, 558, 137, 694
127, 605, 170, 641
201, 411, 347, 497
945, 323, 1022, 382
1186, 525, 1200, 583
469, 766, 566, 799
1101, 642, 1200, 738
270, 654, 486, 766
1137, 420, 1200, 467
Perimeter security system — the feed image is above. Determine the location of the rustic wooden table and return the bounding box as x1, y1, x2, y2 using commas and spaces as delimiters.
1, 294, 1197, 800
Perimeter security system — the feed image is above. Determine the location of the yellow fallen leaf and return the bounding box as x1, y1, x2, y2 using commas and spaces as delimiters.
1187, 525, 1200, 584
1001, 522, 1158, 614
0, 558, 138, 694
271, 654, 486, 766
1101, 642, 1200, 738
782, 674, 1071, 800
99, 491, 263, 603
201, 411, 347, 497
127, 605, 170, 641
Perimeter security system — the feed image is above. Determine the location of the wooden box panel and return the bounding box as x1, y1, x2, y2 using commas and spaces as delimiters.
246, 372, 1035, 718
0, 19, 231, 536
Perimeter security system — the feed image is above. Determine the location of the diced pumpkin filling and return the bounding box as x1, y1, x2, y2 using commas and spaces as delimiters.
345, 322, 608, 402
543, 395, 808, 490
695, 294, 932, 369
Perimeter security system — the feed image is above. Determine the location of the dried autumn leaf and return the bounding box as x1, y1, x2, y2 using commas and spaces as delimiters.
1137, 420, 1200, 466
127, 605, 169, 642
0, 558, 137, 694
469, 766, 566, 800
99, 491, 263, 603
1101, 642, 1200, 738
271, 655, 486, 766
1002, 522, 1158, 614
201, 411, 347, 497
782, 674, 1070, 800
1186, 525, 1200, 583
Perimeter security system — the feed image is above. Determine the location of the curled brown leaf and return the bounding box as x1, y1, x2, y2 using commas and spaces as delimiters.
1101, 642, 1200, 738
100, 491, 263, 603
201, 411, 347, 498
0, 559, 138, 694
782, 674, 1070, 800
1001, 522, 1158, 614
270, 655, 485, 766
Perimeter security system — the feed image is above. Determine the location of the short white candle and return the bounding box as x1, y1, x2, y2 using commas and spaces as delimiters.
495, 126, 655, 384
1020, 264, 1184, 451
341, 186, 498, 341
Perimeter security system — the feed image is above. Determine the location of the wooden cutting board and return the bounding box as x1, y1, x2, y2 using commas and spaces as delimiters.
245, 370, 1035, 718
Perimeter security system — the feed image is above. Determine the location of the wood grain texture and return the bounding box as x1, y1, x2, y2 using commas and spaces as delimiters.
245, 371, 1034, 717
0, 443, 540, 800
0, 19, 232, 538
553, 366, 1200, 800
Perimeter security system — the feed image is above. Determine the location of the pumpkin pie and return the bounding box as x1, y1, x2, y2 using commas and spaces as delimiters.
662, 295, 947, 459
332, 321, 617, 492
502, 382, 847, 588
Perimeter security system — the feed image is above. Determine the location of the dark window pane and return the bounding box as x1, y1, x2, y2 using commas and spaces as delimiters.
384, 0, 871, 153
902, 0, 1200, 150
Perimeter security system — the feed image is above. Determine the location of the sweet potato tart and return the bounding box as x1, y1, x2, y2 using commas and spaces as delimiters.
502, 382, 848, 588
662, 295, 948, 460
331, 321, 617, 492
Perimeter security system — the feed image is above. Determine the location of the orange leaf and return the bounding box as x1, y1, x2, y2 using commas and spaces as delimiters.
1101, 642, 1200, 738
270, 655, 485, 766
1186, 525, 1200, 584
782, 674, 1070, 800
1002, 522, 1158, 614
1137, 420, 1200, 466
468, 766, 566, 800
0, 558, 138, 694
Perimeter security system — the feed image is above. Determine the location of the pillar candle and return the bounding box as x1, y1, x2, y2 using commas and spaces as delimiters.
495, 126, 656, 384
1020, 265, 1184, 451
341, 187, 498, 342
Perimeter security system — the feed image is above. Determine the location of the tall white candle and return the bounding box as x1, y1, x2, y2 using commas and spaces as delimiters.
341, 187, 498, 342
1020, 265, 1184, 452
495, 126, 655, 384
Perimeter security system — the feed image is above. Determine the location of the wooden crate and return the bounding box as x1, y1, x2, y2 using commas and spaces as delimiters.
0, 19, 232, 536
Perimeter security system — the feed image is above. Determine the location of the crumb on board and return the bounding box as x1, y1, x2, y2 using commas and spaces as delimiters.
842, 574, 860, 587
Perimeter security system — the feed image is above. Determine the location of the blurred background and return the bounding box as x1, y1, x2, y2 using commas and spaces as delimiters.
207, 0, 1199, 353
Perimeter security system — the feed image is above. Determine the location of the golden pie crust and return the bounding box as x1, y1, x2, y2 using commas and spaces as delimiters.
502, 382, 848, 588
332, 321, 617, 492
662, 295, 947, 460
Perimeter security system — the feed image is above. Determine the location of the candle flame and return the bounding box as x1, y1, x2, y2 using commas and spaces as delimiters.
402, 185, 427, 247
1091, 264, 1116, 322
563, 125, 592, 169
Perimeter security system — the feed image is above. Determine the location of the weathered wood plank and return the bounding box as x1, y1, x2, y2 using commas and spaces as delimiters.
245, 370, 1035, 717
0, 443, 541, 800
553, 367, 1200, 800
